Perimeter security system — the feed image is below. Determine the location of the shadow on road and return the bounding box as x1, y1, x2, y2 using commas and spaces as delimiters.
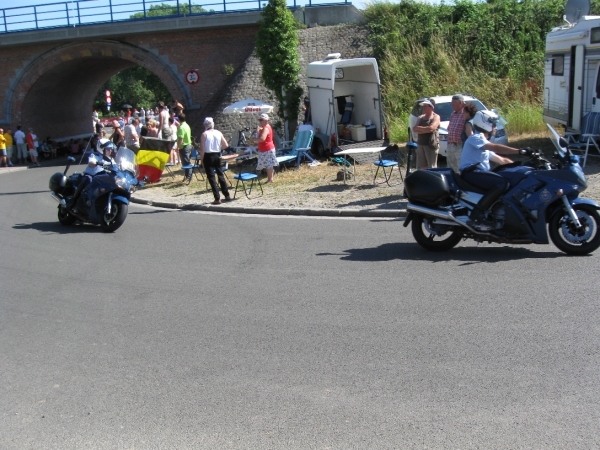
318, 242, 568, 263
13, 221, 104, 234
0, 190, 48, 196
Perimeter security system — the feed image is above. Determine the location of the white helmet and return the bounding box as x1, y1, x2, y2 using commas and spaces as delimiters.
472, 110, 498, 133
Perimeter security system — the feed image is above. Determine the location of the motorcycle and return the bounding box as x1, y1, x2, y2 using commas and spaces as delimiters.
403, 124, 600, 255
49, 147, 142, 232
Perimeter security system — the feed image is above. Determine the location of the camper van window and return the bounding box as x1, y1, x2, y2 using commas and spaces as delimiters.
591, 27, 600, 43
552, 56, 564, 76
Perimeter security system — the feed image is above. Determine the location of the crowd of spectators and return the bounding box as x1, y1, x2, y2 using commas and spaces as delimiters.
1, 100, 185, 168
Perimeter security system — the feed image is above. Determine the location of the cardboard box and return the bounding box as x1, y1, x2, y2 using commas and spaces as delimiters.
350, 126, 366, 142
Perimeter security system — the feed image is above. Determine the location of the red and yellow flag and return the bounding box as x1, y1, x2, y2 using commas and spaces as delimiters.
136, 137, 172, 183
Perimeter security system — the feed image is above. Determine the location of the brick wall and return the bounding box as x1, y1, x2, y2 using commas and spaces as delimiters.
0, 22, 371, 142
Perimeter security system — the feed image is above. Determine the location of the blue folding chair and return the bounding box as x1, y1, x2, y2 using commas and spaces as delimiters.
181, 149, 204, 185
276, 129, 319, 168
373, 145, 403, 186
164, 162, 176, 179
233, 161, 263, 199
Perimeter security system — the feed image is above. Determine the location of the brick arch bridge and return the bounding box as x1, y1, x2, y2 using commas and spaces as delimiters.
0, 5, 362, 139
10, 40, 192, 139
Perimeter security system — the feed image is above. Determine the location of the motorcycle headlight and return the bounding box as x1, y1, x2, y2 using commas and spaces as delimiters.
115, 176, 129, 190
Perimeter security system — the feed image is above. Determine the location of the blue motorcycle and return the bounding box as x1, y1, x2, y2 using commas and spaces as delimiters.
403, 125, 600, 255
49, 147, 141, 232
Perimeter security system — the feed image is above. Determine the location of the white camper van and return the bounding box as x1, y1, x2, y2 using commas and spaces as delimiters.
544, 0, 600, 129
306, 54, 384, 155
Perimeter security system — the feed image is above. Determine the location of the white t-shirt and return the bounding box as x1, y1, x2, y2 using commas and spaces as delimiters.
202, 129, 224, 153
14, 130, 25, 144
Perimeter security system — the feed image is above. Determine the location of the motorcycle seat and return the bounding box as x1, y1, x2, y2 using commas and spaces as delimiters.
453, 173, 488, 194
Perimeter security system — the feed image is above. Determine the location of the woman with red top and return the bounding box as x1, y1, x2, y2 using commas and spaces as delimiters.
256, 113, 278, 183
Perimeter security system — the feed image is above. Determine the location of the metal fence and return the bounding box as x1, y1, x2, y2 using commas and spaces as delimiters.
0, 0, 349, 33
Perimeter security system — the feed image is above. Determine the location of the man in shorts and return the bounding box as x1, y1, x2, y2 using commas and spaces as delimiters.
0, 129, 7, 167
412, 99, 440, 169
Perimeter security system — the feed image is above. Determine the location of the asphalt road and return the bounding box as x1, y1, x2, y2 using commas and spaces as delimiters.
1, 165, 599, 449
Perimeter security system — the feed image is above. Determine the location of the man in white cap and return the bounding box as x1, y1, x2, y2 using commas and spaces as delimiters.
199, 117, 232, 204
412, 99, 440, 169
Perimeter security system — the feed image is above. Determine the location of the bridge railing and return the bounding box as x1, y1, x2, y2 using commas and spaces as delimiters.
0, 0, 350, 33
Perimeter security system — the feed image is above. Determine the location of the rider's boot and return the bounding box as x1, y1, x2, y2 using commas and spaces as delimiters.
468, 206, 495, 231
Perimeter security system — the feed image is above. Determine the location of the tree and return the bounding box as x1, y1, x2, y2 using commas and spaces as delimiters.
94, 67, 171, 114
130, 3, 207, 19
255, 0, 303, 140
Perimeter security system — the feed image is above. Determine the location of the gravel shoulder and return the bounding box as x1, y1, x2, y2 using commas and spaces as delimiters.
132, 153, 600, 211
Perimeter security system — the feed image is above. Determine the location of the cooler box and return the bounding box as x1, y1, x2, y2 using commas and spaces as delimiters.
365, 125, 376, 140
350, 126, 366, 142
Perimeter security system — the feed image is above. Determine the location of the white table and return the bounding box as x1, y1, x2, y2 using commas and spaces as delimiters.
333, 147, 387, 184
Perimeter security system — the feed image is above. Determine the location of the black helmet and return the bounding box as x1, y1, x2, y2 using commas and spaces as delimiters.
49, 172, 67, 193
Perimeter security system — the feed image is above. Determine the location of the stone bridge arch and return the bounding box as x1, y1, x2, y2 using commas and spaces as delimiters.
8, 40, 190, 139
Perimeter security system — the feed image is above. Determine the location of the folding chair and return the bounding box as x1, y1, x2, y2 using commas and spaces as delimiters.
164, 162, 176, 179
373, 151, 403, 186
563, 112, 600, 167
339, 102, 354, 126
233, 161, 263, 199
276, 128, 320, 168
181, 149, 204, 185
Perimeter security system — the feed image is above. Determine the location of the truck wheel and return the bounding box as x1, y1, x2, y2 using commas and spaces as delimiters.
312, 139, 325, 157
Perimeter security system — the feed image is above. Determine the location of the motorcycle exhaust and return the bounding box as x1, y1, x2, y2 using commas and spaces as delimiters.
407, 203, 479, 233
50, 192, 66, 206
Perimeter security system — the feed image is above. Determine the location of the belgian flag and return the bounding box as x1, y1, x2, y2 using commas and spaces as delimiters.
136, 137, 172, 183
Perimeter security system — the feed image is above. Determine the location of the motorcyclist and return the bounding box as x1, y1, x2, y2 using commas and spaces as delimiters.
458, 110, 522, 230
65, 152, 106, 211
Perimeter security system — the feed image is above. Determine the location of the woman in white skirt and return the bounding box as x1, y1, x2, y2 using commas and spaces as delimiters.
256, 113, 278, 183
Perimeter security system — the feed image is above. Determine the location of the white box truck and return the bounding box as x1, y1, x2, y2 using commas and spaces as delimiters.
543, 0, 600, 130
306, 54, 385, 155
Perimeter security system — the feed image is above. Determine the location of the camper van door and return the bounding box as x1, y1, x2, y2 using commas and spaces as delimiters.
569, 44, 585, 130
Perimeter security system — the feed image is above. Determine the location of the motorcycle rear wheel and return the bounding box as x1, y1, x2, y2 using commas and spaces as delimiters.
549, 205, 600, 255
57, 207, 77, 225
100, 201, 128, 233
411, 214, 462, 251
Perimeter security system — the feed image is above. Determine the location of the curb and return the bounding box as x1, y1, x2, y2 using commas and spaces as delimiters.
130, 196, 407, 218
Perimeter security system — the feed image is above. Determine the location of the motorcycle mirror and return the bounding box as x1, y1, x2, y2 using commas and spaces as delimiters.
67, 156, 76, 163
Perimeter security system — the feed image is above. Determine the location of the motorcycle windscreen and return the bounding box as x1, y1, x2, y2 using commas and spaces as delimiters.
136, 138, 172, 182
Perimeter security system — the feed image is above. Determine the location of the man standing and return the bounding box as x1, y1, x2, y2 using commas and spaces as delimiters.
3, 129, 14, 166
124, 118, 140, 153
158, 101, 171, 139
0, 129, 7, 167
26, 127, 40, 167
446, 94, 466, 172
200, 117, 232, 204
14, 126, 27, 165
176, 113, 193, 182
412, 99, 440, 169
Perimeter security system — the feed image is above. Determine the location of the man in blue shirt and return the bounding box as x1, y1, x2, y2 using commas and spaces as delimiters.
459, 110, 522, 229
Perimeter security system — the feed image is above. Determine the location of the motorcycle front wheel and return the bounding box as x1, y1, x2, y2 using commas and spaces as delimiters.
57, 206, 77, 225
100, 200, 128, 233
549, 205, 600, 255
411, 214, 463, 251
